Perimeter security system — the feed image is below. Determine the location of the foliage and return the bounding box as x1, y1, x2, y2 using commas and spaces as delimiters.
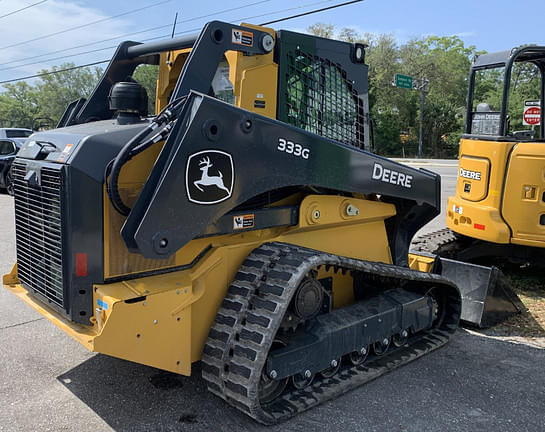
35, 63, 103, 124
1, 26, 543, 153
0, 63, 102, 128
133, 64, 159, 115
0, 62, 161, 127
306, 23, 335, 39
307, 24, 478, 157
0, 81, 40, 129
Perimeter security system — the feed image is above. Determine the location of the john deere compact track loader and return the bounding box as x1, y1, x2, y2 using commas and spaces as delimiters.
3, 21, 467, 423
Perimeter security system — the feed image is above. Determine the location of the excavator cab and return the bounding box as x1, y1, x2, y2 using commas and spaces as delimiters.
447, 46, 545, 260
414, 47, 545, 328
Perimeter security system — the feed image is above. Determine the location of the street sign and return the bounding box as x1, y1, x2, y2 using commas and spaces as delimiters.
523, 100, 541, 126
394, 74, 413, 89
392, 73, 429, 158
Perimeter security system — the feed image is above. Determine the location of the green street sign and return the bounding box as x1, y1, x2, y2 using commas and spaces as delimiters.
394, 74, 413, 89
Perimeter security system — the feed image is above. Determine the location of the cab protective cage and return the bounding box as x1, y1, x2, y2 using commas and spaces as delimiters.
58, 20, 371, 150
465, 45, 545, 138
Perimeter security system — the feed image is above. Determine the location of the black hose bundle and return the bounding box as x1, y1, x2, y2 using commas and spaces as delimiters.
105, 96, 187, 216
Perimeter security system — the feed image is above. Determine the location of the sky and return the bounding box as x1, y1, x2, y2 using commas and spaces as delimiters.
1, 0, 545, 84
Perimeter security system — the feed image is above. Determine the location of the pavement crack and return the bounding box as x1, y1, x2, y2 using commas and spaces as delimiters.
0, 317, 45, 331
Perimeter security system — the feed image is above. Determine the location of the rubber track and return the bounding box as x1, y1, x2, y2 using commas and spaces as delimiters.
412, 228, 460, 256
201, 242, 460, 425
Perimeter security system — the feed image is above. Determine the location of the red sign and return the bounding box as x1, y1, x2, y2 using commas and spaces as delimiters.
523, 106, 541, 125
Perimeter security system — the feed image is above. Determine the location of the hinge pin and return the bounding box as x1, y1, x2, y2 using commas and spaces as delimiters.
346, 204, 360, 216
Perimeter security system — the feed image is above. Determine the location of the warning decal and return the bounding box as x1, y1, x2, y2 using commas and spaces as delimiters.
232, 29, 253, 47
57, 143, 73, 162
233, 214, 255, 230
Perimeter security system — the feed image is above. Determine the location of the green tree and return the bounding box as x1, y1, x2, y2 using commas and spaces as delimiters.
399, 36, 476, 157
337, 27, 359, 43
307, 23, 335, 39
307, 23, 479, 157
133, 64, 159, 115
365, 33, 414, 155
0, 81, 40, 128
35, 63, 103, 124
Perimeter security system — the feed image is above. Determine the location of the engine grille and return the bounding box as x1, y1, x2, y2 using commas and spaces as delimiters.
12, 161, 65, 308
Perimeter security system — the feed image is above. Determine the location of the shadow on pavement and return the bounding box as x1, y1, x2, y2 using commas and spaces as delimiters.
57, 330, 545, 432
58, 356, 265, 432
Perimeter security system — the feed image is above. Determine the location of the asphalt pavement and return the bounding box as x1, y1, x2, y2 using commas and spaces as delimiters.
1, 160, 544, 432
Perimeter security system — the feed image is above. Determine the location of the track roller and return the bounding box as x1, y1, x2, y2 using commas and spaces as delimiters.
320, 358, 341, 378
292, 371, 314, 389
373, 337, 391, 356
348, 346, 369, 365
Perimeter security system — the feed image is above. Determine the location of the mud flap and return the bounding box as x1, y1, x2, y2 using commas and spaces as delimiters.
434, 257, 524, 328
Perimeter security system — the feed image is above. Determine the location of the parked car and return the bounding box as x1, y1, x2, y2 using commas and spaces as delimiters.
0, 138, 24, 195
0, 128, 33, 195
0, 128, 33, 139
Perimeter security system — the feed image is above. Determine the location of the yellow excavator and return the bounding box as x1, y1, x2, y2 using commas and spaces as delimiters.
414, 46, 545, 307
1, 22, 518, 424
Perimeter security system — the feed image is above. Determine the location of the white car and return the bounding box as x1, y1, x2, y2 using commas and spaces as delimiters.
0, 128, 33, 139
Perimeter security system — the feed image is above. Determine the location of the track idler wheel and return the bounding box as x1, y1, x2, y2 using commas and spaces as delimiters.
259, 340, 288, 404
291, 276, 324, 320
373, 337, 391, 356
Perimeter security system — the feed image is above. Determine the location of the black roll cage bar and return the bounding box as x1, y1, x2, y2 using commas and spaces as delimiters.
465, 45, 545, 137
58, 22, 274, 127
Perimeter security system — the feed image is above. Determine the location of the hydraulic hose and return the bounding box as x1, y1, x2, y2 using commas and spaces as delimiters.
106, 96, 186, 216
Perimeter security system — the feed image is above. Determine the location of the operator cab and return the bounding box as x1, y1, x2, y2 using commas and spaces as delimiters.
465, 45, 545, 141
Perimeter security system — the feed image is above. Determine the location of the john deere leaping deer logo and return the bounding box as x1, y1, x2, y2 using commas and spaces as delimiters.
194, 156, 230, 194
186, 150, 234, 204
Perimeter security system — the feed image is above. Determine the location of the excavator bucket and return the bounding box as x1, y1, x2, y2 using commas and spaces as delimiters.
435, 257, 523, 328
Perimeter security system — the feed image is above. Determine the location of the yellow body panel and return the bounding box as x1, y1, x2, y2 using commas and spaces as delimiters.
156, 48, 191, 113
447, 138, 514, 243
407, 253, 435, 273
156, 24, 277, 118
502, 142, 545, 246
225, 24, 277, 119
456, 155, 490, 202
448, 138, 545, 248
104, 141, 178, 278
316, 266, 356, 309
447, 195, 512, 243
4, 195, 397, 375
